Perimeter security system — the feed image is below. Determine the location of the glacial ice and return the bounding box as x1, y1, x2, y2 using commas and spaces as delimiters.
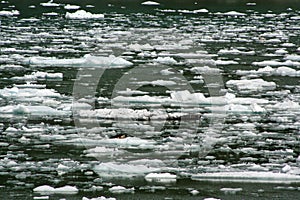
26, 54, 132, 68
109, 186, 134, 194
145, 173, 177, 183
93, 162, 160, 178
226, 78, 276, 92
66, 10, 104, 19
33, 185, 78, 194
191, 172, 300, 183
64, 4, 80, 10
141, 1, 160, 6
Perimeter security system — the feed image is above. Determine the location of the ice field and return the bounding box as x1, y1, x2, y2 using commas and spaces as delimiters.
0, 0, 300, 199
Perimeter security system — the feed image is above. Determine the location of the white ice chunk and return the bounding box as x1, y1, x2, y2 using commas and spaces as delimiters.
253, 60, 300, 67
0, 10, 19, 16
141, 1, 160, 6
285, 54, 300, 61
219, 11, 246, 16
12, 71, 63, 80
26, 54, 132, 68
128, 43, 154, 51
40, 1, 60, 7
82, 197, 116, 200
192, 172, 300, 183
178, 9, 209, 14
109, 186, 134, 194
33, 185, 78, 194
66, 10, 104, 19
64, 4, 80, 10
0, 105, 68, 116
153, 57, 178, 64
226, 78, 276, 92
94, 162, 160, 178
145, 173, 177, 183
218, 48, 255, 55
220, 187, 243, 194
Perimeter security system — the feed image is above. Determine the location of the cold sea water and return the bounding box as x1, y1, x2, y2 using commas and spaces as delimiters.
0, 0, 300, 199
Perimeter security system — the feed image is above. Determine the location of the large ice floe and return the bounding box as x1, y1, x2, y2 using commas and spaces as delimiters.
191, 172, 300, 183
33, 185, 78, 194
25, 54, 132, 68
65, 10, 104, 19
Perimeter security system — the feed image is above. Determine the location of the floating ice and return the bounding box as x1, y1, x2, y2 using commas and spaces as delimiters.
136, 80, 177, 86
79, 108, 165, 120
285, 54, 300, 61
192, 172, 300, 183
141, 1, 160, 6
11, 71, 63, 80
40, 1, 60, 7
178, 9, 209, 14
117, 88, 149, 95
226, 78, 276, 92
218, 48, 255, 55
215, 60, 238, 65
237, 66, 300, 77
65, 10, 104, 19
33, 185, 78, 194
0, 87, 61, 98
153, 57, 178, 64
145, 173, 177, 183
109, 186, 134, 194
93, 162, 160, 178
82, 197, 116, 200
64, 4, 80, 10
220, 187, 243, 194
0, 105, 68, 116
253, 60, 300, 67
26, 54, 132, 68
190, 189, 199, 195
218, 11, 246, 16
0, 10, 19, 16
128, 43, 154, 51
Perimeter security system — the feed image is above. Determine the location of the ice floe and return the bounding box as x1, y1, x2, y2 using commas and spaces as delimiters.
252, 60, 300, 67
82, 197, 116, 200
0, 10, 19, 16
66, 10, 104, 19
109, 186, 134, 194
11, 71, 63, 80
40, 1, 60, 7
93, 162, 160, 178
226, 78, 276, 92
145, 173, 177, 183
141, 1, 160, 6
192, 172, 300, 183
26, 54, 132, 68
33, 185, 78, 194
64, 4, 80, 10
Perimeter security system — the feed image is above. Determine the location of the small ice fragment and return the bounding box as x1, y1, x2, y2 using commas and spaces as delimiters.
82, 196, 116, 200
190, 189, 200, 195
141, 1, 160, 6
33, 196, 49, 200
282, 164, 291, 173
64, 4, 80, 10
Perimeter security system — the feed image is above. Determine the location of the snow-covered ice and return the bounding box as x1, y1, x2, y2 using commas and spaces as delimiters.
66, 10, 104, 19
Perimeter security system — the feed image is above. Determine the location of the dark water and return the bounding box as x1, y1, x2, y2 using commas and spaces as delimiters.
1, 0, 300, 199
